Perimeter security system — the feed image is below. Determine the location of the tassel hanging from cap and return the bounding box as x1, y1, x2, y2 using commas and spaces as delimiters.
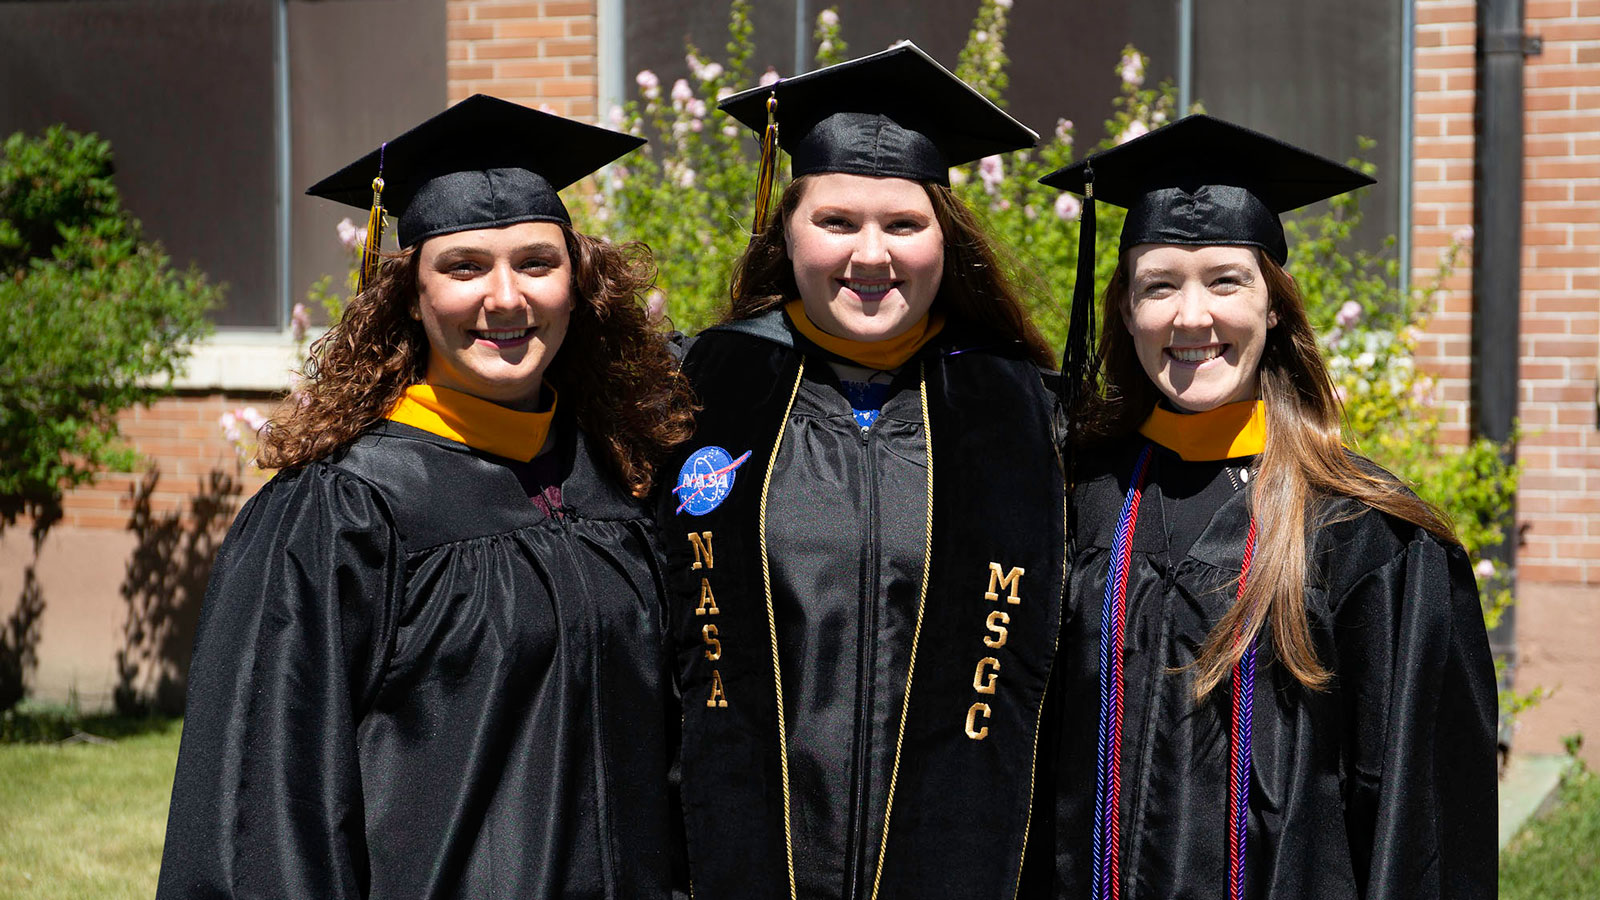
356, 142, 388, 296
1060, 165, 1097, 479
751, 92, 780, 235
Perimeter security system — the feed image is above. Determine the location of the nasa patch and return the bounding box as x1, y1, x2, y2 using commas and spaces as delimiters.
674, 446, 753, 516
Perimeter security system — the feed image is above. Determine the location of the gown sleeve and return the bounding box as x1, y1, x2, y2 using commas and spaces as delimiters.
1332, 522, 1498, 900
156, 463, 402, 900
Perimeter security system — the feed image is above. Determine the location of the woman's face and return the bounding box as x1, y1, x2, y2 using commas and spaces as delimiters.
414, 221, 574, 410
784, 173, 944, 342
1123, 243, 1277, 413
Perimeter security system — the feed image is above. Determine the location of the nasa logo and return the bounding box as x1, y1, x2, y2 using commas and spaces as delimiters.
674, 446, 753, 516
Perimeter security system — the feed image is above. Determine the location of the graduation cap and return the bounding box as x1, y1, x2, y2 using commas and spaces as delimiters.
307, 94, 645, 292
719, 41, 1038, 232
1038, 114, 1374, 423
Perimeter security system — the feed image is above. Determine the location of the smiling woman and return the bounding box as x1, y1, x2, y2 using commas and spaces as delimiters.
1040, 115, 1497, 900
155, 96, 695, 900
656, 44, 1066, 900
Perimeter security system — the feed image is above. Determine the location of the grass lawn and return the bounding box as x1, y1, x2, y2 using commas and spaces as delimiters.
1501, 765, 1600, 900
0, 718, 1595, 897
0, 718, 179, 899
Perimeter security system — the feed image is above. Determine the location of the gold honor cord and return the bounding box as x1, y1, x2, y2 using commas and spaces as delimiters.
870, 363, 934, 900
751, 92, 780, 235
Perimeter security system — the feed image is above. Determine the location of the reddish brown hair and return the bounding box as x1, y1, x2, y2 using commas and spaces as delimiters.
258, 229, 695, 497
726, 176, 1054, 368
1081, 251, 1457, 699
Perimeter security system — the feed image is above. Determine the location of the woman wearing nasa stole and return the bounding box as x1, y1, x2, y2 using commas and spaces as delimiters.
658, 43, 1066, 900
1040, 116, 1497, 900
157, 97, 694, 898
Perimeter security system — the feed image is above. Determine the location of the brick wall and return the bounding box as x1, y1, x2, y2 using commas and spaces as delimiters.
1415, 0, 1600, 585
447, 0, 599, 120
1413, 0, 1600, 766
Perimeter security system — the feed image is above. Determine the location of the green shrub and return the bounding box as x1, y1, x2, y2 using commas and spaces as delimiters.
0, 126, 218, 510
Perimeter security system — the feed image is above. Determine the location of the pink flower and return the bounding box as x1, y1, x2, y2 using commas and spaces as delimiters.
1054, 118, 1074, 144
722, 122, 741, 138
239, 407, 268, 434
336, 217, 362, 250
1119, 51, 1145, 87
819, 8, 839, 26
646, 289, 667, 323
1336, 300, 1363, 328
994, 0, 1013, 8
1475, 559, 1496, 579
759, 67, 781, 87
677, 167, 696, 188
671, 78, 693, 104
1117, 120, 1149, 144
974, 30, 989, 43
699, 62, 724, 82
978, 154, 1004, 191
606, 105, 625, 127
689, 99, 707, 119
218, 411, 240, 443
716, 86, 734, 101
1333, 384, 1349, 404
1054, 193, 1082, 222
636, 69, 660, 99
1453, 226, 1474, 245
290, 302, 311, 342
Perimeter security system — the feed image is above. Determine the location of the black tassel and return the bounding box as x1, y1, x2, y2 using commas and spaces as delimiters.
1060, 165, 1096, 483
751, 93, 780, 234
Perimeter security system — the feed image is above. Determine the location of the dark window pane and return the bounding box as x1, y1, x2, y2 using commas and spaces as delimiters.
0, 0, 280, 328
1193, 0, 1403, 256
288, 0, 446, 327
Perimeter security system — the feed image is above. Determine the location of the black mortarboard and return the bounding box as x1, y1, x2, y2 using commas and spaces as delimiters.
307, 94, 644, 289
1039, 115, 1373, 440
719, 41, 1037, 229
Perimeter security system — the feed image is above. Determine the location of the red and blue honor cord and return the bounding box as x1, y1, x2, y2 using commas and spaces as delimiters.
1091, 443, 1259, 900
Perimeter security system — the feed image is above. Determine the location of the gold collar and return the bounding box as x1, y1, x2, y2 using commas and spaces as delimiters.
387, 383, 557, 462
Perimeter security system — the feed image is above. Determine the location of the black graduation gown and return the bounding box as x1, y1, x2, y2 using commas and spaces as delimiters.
1049, 438, 1498, 900
157, 420, 678, 900
659, 312, 1067, 900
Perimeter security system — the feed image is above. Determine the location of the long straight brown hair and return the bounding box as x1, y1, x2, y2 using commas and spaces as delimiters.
726, 175, 1055, 368
1082, 251, 1458, 699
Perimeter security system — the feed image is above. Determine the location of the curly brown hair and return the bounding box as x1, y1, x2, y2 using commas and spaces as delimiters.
726, 176, 1055, 368
257, 228, 696, 497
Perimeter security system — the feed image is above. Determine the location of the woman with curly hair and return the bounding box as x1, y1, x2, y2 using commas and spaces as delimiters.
657, 45, 1066, 900
157, 96, 694, 899
1039, 116, 1496, 900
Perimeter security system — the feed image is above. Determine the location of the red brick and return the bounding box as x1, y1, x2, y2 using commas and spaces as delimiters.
470, 3, 544, 18
1526, 182, 1574, 201
1531, 336, 1600, 356
1555, 493, 1600, 513
495, 20, 567, 38
1527, 0, 1576, 17
541, 39, 594, 58
447, 3, 469, 21
473, 40, 544, 60
1558, 405, 1599, 425
448, 43, 469, 61
496, 60, 567, 79
566, 99, 597, 119
1416, 71, 1446, 92
1539, 20, 1600, 40
537, 78, 596, 98
450, 22, 495, 40
568, 58, 596, 77
1417, 47, 1477, 69
566, 17, 595, 37
1532, 296, 1600, 313
1526, 90, 1579, 112
1535, 248, 1600, 267
1526, 517, 1588, 537
1527, 67, 1600, 89
1526, 134, 1576, 156
448, 62, 495, 81
1417, 2, 1477, 26
1577, 46, 1600, 65
1417, 93, 1476, 115
542, 0, 595, 15
1530, 112, 1600, 134
1531, 202, 1600, 224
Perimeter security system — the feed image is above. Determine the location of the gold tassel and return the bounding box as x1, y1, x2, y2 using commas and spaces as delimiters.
357, 173, 386, 296
751, 92, 779, 235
